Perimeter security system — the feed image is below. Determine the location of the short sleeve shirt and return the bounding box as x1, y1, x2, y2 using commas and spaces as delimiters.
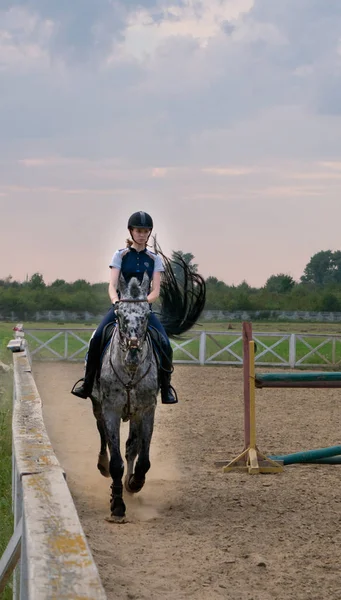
109, 247, 164, 286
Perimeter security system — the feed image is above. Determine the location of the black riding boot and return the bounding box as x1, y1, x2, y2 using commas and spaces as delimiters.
160, 342, 178, 404
71, 339, 98, 399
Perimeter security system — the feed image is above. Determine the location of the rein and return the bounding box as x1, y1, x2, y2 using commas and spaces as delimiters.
117, 299, 149, 304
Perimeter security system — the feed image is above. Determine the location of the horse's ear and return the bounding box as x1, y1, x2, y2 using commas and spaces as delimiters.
118, 274, 128, 296
141, 271, 150, 297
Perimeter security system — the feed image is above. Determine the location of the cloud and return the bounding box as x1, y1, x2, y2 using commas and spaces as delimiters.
116, 0, 254, 61
319, 161, 341, 171
202, 167, 259, 176
18, 157, 88, 167
0, 7, 53, 70
0, 0, 191, 65
2, 0, 341, 159
2, 1, 341, 287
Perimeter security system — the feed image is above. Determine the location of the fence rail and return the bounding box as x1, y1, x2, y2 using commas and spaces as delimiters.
0, 330, 107, 599
24, 328, 341, 368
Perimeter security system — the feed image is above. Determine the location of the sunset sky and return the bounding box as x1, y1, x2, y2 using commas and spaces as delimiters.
1, 0, 341, 287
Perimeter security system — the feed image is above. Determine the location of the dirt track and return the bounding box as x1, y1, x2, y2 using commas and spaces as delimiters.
33, 362, 341, 600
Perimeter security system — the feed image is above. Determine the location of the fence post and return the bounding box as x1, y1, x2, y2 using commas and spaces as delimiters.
199, 332, 206, 365
64, 331, 68, 359
289, 334, 296, 368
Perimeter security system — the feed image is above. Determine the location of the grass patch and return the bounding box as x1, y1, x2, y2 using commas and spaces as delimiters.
0, 327, 14, 599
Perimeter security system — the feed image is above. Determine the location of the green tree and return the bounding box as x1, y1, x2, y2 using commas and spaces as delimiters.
326, 250, 341, 284
171, 250, 198, 282
28, 273, 46, 289
301, 250, 333, 285
71, 279, 91, 290
265, 274, 295, 293
50, 279, 67, 288
320, 293, 341, 312
237, 280, 252, 293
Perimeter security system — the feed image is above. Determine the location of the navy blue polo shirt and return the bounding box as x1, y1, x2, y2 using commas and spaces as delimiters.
109, 247, 164, 288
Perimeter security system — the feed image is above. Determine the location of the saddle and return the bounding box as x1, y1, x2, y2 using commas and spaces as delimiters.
100, 321, 116, 359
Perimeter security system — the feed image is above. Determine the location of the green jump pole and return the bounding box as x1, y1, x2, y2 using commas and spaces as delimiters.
255, 372, 341, 388
269, 445, 341, 465
306, 456, 341, 464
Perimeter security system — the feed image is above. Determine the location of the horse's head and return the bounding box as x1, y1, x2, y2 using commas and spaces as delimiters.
115, 272, 150, 372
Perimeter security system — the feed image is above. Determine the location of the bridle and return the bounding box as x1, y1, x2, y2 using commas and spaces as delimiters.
115, 298, 149, 352
109, 298, 153, 418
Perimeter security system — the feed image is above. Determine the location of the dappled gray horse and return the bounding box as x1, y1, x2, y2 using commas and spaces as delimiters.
91, 273, 159, 522
90, 248, 206, 522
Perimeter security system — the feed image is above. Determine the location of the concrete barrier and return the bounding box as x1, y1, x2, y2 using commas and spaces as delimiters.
0, 329, 107, 599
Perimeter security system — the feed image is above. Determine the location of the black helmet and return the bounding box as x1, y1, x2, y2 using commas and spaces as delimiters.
128, 211, 153, 230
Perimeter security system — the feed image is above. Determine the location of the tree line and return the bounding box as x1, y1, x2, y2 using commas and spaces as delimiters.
1, 250, 341, 318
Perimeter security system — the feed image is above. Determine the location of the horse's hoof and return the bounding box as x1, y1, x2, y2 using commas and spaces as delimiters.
110, 497, 126, 521
97, 453, 110, 478
125, 474, 145, 494
97, 463, 110, 478
105, 515, 126, 524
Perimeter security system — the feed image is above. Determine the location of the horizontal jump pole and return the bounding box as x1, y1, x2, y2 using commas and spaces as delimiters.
255, 372, 341, 389
269, 445, 341, 465
307, 456, 341, 464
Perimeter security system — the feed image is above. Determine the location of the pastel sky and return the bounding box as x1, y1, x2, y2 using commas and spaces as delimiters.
1, 0, 341, 287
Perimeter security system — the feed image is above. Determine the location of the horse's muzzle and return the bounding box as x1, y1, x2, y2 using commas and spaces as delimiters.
128, 337, 140, 350
125, 342, 140, 371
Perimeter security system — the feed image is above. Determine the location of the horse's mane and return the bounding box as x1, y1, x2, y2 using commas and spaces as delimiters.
153, 240, 206, 337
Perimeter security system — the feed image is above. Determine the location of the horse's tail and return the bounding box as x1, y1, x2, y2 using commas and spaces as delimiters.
153, 240, 206, 337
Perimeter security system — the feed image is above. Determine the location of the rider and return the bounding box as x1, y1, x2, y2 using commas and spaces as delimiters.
71, 211, 178, 404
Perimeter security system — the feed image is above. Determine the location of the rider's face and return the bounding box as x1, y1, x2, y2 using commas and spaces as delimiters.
131, 228, 151, 244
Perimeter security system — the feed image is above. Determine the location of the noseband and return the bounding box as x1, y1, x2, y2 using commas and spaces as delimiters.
116, 298, 149, 351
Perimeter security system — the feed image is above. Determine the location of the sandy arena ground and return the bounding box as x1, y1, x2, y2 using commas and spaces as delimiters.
33, 362, 341, 600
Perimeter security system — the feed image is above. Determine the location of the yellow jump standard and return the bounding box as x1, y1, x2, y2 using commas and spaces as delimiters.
216, 322, 283, 475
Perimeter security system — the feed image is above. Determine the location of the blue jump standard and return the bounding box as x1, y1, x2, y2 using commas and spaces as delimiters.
269, 445, 341, 465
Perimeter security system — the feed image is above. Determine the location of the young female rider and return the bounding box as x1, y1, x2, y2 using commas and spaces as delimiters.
71, 211, 178, 404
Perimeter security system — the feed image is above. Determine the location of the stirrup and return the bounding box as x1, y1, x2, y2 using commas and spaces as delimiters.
70, 377, 90, 399
71, 377, 85, 393
161, 384, 178, 404
170, 385, 178, 402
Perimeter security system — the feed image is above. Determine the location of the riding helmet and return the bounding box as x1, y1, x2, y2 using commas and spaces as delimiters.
127, 211, 153, 230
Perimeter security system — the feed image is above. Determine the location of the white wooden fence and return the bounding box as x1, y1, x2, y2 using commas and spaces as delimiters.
24, 328, 341, 368
0, 329, 107, 599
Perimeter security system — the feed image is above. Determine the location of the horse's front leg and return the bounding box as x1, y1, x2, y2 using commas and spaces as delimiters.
91, 398, 110, 478
103, 410, 126, 522
124, 418, 141, 493
128, 407, 155, 494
